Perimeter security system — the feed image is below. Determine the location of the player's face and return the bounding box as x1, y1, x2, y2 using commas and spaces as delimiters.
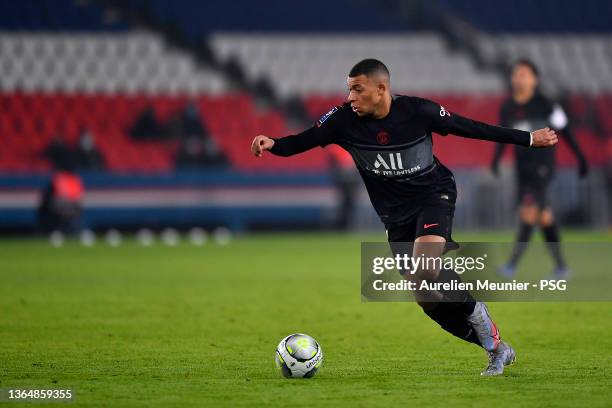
347, 75, 384, 116
511, 64, 538, 94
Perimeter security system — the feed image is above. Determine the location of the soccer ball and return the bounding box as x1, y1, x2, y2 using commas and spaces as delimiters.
275, 333, 323, 378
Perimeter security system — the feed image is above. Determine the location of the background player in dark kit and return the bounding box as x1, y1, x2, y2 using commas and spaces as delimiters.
251, 59, 558, 376
491, 59, 588, 279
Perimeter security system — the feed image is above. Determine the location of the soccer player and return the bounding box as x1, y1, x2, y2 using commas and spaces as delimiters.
491, 59, 588, 279
251, 59, 558, 376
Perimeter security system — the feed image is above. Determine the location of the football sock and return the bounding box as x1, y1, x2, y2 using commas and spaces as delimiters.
436, 267, 476, 315
424, 267, 479, 345
390, 243, 481, 346
542, 223, 566, 269
508, 222, 534, 267
422, 302, 482, 346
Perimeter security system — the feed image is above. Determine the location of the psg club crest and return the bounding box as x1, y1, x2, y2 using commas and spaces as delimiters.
376, 131, 390, 145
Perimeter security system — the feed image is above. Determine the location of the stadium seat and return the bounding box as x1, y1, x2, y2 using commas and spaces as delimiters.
209, 33, 506, 98
0, 1, 607, 174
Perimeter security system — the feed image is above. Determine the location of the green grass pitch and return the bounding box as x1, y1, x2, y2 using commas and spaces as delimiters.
1, 230, 610, 407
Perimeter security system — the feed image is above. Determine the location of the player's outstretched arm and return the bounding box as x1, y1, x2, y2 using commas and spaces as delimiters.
422, 101, 558, 148
443, 115, 558, 148
250, 127, 327, 158
251, 108, 339, 158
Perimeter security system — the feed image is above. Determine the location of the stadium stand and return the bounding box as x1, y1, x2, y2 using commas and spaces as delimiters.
436, 0, 612, 33
477, 35, 612, 94
0, 0, 608, 230
0, 30, 326, 173
120, 0, 407, 40
1, 0, 608, 174
209, 33, 505, 97
0, 0, 127, 31
0, 33, 227, 94
0, 90, 322, 173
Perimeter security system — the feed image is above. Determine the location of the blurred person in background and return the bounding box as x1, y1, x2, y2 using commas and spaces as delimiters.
38, 171, 84, 234
74, 127, 105, 170
169, 101, 209, 140
130, 106, 162, 140
43, 133, 76, 171
329, 145, 360, 230
491, 59, 589, 280
40, 130, 94, 234
173, 101, 228, 169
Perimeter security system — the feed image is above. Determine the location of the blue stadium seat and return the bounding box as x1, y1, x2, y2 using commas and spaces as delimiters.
437, 0, 612, 33
124, 0, 409, 43
0, 0, 128, 31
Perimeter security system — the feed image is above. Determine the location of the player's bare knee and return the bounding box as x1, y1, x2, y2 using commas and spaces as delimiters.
413, 237, 445, 279
539, 208, 554, 226
520, 205, 538, 224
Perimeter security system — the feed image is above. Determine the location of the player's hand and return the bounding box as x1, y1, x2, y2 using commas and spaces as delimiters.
530, 127, 558, 148
578, 158, 589, 178
251, 135, 275, 157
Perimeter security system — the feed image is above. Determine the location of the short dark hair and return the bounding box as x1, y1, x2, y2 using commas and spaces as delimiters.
349, 58, 390, 79
512, 58, 539, 77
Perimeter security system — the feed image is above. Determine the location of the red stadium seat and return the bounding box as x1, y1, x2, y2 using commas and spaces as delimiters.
0, 92, 607, 173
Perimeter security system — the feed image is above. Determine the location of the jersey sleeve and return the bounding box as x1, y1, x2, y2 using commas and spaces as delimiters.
269, 106, 341, 157
415, 97, 531, 147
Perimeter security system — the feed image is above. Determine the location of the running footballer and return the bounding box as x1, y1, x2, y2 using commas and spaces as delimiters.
250, 59, 558, 376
